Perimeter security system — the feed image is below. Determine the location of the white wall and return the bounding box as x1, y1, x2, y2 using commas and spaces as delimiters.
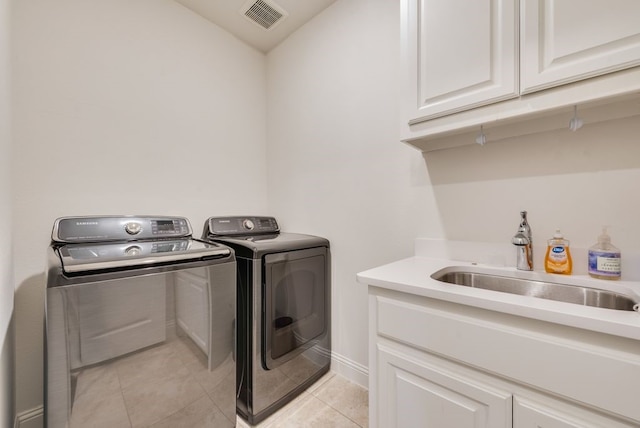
425, 118, 640, 265
9, 0, 640, 422
266, 0, 440, 384
0, 0, 14, 426
266, 0, 640, 387
11, 0, 268, 420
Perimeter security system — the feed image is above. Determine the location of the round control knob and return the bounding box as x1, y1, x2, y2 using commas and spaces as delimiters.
125, 222, 142, 235
242, 219, 255, 230
124, 245, 142, 256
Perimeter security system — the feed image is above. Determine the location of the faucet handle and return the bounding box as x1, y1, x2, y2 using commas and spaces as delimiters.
517, 211, 531, 235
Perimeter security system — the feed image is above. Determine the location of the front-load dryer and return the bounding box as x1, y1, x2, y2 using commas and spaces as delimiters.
200, 216, 331, 425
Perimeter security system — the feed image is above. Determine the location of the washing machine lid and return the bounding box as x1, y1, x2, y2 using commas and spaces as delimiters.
55, 238, 231, 274
50, 215, 231, 274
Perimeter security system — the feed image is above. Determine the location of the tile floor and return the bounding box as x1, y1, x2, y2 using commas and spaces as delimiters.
69, 335, 236, 428
68, 333, 368, 428
237, 371, 368, 428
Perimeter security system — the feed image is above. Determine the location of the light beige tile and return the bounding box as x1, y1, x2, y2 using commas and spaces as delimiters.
252, 367, 298, 413
170, 335, 208, 367
280, 353, 327, 386
73, 363, 122, 403
235, 373, 368, 427
115, 342, 185, 390
70, 389, 131, 428
256, 391, 314, 428
203, 368, 236, 424
150, 395, 233, 428
188, 350, 234, 392
305, 371, 335, 394
122, 366, 206, 427
313, 375, 369, 427
267, 395, 360, 428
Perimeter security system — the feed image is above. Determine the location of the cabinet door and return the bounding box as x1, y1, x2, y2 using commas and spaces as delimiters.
514, 396, 636, 428
403, 0, 518, 122
377, 346, 512, 428
521, 0, 640, 94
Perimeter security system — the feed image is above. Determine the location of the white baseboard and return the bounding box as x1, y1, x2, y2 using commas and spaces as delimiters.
331, 351, 369, 389
14, 406, 43, 428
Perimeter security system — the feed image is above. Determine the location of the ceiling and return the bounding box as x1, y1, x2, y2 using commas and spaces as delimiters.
174, 0, 337, 53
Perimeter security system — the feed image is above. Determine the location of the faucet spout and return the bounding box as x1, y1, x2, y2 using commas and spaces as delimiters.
512, 211, 533, 271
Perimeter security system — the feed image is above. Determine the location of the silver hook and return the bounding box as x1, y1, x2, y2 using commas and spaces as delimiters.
475, 125, 487, 146
569, 105, 583, 131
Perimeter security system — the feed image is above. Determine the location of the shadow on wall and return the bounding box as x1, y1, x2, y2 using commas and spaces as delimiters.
1, 316, 15, 428
14, 273, 46, 425
420, 116, 640, 244
424, 116, 640, 186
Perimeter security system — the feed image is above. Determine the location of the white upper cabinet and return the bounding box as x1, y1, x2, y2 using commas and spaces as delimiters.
521, 0, 640, 94
402, 0, 640, 150
403, 0, 518, 122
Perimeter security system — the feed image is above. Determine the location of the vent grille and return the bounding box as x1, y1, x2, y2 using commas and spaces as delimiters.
242, 0, 287, 30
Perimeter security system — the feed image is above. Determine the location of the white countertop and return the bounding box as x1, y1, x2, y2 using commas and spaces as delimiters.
357, 244, 640, 341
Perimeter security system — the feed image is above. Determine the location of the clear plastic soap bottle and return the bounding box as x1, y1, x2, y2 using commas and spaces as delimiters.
545, 229, 572, 274
588, 227, 621, 280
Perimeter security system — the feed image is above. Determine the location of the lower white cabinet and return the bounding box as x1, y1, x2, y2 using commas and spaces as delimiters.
377, 345, 511, 428
368, 288, 640, 428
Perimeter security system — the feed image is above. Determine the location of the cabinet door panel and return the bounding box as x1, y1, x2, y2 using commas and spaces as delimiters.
521, 0, 640, 93
378, 346, 512, 428
514, 396, 635, 428
404, 0, 517, 122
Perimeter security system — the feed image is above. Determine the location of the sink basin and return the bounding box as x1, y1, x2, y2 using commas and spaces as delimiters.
432, 270, 639, 311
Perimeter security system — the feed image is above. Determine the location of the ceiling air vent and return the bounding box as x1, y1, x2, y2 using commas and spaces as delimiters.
241, 0, 288, 31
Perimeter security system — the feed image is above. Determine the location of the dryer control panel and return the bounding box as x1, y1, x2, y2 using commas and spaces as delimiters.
205, 216, 280, 236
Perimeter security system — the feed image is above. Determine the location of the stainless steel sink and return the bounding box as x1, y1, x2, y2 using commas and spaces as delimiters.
432, 270, 639, 311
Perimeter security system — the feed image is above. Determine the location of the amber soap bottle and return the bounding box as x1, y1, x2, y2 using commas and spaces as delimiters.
544, 229, 572, 274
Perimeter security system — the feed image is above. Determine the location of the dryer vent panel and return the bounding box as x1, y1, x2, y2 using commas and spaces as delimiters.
241, 0, 288, 31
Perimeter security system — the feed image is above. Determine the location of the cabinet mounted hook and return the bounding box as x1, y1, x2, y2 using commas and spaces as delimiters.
569, 105, 583, 131
475, 125, 487, 146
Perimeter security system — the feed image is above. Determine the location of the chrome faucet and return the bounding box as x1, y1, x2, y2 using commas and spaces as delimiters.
512, 211, 533, 271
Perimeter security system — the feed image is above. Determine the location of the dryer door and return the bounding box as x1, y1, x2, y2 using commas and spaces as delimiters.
262, 246, 328, 370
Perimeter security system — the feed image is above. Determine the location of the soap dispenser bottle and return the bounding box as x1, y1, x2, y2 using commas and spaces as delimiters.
588, 227, 621, 280
545, 229, 572, 274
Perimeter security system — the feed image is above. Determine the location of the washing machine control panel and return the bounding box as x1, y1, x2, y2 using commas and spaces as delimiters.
52, 216, 192, 243
206, 216, 280, 236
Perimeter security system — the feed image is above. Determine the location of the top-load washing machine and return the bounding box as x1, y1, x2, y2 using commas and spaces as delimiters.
45, 216, 237, 427
201, 216, 331, 425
